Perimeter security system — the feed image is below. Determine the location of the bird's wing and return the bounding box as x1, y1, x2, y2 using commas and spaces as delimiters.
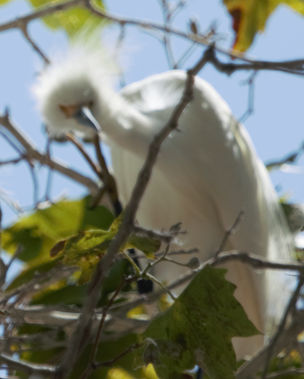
114, 71, 292, 345
118, 69, 292, 264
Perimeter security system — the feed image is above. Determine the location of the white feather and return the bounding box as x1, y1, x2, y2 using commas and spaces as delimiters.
33, 47, 292, 359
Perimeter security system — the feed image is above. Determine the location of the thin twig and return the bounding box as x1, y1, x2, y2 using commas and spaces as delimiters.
79, 278, 127, 379
261, 276, 304, 379
1, 0, 304, 75
0, 0, 84, 32
90, 279, 126, 362
0, 114, 98, 193
236, 310, 304, 379
239, 71, 257, 123
83, 3, 304, 75
26, 160, 39, 207
0, 353, 55, 377
92, 134, 120, 212
44, 137, 53, 201
95, 342, 141, 368
133, 225, 174, 244
214, 210, 245, 257
266, 143, 304, 171
54, 48, 210, 379
111, 251, 304, 313
19, 24, 50, 64
132, 247, 199, 260
6, 245, 23, 271
66, 134, 103, 180
80, 343, 142, 379
0, 156, 24, 166
265, 368, 304, 379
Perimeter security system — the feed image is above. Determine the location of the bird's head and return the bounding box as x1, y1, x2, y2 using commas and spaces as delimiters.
33, 47, 117, 140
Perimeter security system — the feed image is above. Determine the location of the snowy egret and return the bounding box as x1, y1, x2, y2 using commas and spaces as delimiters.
33, 47, 291, 359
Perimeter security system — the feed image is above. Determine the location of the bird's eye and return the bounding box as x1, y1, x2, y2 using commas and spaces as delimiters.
88, 100, 94, 108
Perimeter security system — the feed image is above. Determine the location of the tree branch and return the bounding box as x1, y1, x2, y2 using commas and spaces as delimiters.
54, 47, 210, 379
0, 113, 98, 193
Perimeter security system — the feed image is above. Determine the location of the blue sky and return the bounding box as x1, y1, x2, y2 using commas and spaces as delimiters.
1, 0, 304, 228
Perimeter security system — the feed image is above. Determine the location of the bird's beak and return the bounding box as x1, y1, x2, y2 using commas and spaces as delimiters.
72, 106, 101, 132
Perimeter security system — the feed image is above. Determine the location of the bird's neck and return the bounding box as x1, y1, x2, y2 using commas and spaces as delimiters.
97, 95, 157, 157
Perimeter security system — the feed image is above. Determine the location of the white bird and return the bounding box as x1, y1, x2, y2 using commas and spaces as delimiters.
33, 47, 291, 359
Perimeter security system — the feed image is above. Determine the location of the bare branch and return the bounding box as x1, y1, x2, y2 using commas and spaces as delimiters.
66, 134, 103, 180
133, 225, 174, 244
0, 113, 98, 193
132, 247, 199, 260
0, 156, 23, 166
79, 278, 127, 379
214, 209, 245, 257
111, 251, 304, 313
266, 368, 304, 379
0, 353, 55, 377
19, 24, 50, 64
0, 0, 304, 76
266, 143, 304, 171
236, 310, 304, 379
239, 71, 257, 123
54, 48, 210, 379
80, 343, 142, 379
92, 135, 121, 213
0, 0, 84, 32
261, 276, 304, 379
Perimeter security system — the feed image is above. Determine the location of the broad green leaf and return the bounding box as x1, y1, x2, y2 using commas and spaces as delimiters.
108, 214, 160, 258
1, 196, 114, 264
23, 0, 107, 38
223, 0, 304, 52
6, 258, 61, 291
68, 333, 148, 379
49, 217, 160, 283
135, 265, 260, 379
30, 259, 133, 306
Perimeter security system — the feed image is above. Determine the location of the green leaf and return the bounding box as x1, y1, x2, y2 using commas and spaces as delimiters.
128, 235, 160, 259
135, 265, 260, 379
22, 0, 107, 38
6, 258, 61, 291
109, 213, 160, 259
50, 217, 160, 284
30, 259, 133, 306
69, 333, 142, 379
1, 196, 114, 264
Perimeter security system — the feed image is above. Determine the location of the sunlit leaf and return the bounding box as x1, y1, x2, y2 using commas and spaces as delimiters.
1, 196, 114, 264
20, 0, 108, 38
135, 265, 260, 379
49, 215, 160, 284
223, 0, 304, 52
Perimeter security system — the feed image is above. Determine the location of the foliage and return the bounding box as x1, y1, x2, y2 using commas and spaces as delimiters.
5, 201, 159, 291
223, 0, 304, 51
2, 196, 113, 264
1, 196, 263, 378
0, 0, 107, 37
134, 266, 260, 379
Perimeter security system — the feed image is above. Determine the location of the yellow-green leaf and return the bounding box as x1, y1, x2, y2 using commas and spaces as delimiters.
135, 265, 260, 379
50, 221, 160, 283
1, 0, 107, 38
223, 0, 304, 52
1, 196, 113, 264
